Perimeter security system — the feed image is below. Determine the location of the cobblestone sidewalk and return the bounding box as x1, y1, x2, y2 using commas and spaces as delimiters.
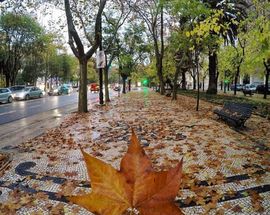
0, 89, 269, 214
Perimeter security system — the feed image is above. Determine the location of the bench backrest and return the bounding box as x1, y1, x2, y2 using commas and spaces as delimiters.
223, 102, 253, 119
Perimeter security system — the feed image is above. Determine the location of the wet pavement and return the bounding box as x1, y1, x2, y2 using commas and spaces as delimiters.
0, 92, 102, 125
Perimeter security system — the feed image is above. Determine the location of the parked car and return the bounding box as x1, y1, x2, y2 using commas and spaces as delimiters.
230, 84, 243, 91
256, 84, 270, 94
14, 86, 43, 100
243, 84, 257, 92
9, 85, 26, 97
48, 85, 71, 96
0, 88, 13, 103
89, 83, 99, 93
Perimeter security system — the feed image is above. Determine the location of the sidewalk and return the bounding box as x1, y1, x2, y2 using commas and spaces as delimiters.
0, 89, 269, 214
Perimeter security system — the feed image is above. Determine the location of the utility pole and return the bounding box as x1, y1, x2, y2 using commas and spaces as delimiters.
99, 0, 104, 105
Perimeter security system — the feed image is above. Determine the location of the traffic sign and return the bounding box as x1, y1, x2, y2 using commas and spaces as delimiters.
96, 51, 106, 69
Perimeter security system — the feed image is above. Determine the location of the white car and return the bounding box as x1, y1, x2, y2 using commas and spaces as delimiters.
243, 84, 257, 93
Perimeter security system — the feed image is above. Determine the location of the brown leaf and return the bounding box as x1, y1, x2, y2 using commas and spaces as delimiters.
67, 130, 183, 215
231, 204, 243, 213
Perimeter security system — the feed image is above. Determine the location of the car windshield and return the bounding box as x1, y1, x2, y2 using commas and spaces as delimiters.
24, 87, 31, 91
10, 86, 25, 91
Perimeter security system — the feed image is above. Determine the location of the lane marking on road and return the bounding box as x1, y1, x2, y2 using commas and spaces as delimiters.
0, 110, 16, 116
29, 105, 41, 109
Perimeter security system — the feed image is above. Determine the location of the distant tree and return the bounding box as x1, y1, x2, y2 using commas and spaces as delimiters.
243, 0, 270, 99
117, 22, 148, 93
0, 12, 43, 86
188, 0, 249, 94
128, 0, 166, 94
102, 0, 131, 102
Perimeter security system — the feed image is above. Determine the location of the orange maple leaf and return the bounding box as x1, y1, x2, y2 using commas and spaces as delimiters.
67, 130, 184, 215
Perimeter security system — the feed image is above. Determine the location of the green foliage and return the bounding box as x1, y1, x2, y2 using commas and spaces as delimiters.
0, 12, 43, 42
167, 0, 210, 19
87, 59, 98, 83
242, 0, 270, 76
118, 23, 148, 80
0, 12, 45, 85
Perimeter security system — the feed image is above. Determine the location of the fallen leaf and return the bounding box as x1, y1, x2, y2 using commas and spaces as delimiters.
67, 130, 183, 215
231, 204, 243, 213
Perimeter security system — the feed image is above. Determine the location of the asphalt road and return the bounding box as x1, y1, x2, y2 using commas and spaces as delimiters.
0, 92, 102, 125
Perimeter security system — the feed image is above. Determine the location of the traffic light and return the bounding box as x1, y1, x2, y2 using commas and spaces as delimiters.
143, 79, 148, 85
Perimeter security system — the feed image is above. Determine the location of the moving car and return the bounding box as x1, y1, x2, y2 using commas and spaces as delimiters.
14, 86, 43, 100
48, 85, 71, 96
89, 83, 99, 93
0, 88, 13, 103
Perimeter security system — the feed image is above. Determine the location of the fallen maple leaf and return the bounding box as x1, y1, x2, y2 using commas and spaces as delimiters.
67, 130, 184, 215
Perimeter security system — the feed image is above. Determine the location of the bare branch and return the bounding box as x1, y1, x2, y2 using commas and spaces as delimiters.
85, 0, 107, 59
64, 0, 84, 58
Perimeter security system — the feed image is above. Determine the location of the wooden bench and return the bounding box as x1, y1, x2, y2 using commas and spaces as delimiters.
213, 102, 254, 127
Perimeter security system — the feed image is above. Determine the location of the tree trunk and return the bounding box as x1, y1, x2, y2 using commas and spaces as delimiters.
202, 78, 205, 91
104, 66, 110, 102
78, 59, 88, 112
156, 56, 165, 95
207, 50, 218, 94
5, 73, 10, 87
10, 74, 16, 86
234, 66, 240, 96
172, 65, 181, 100
192, 75, 196, 90
195, 52, 200, 111
196, 68, 200, 111
128, 79, 131, 91
122, 76, 127, 94
44, 67, 48, 92
181, 70, 186, 90
263, 63, 269, 99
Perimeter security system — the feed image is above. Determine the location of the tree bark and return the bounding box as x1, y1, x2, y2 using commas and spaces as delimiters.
104, 66, 110, 102
264, 69, 269, 99
128, 79, 131, 91
195, 51, 200, 111
172, 64, 181, 100
263, 60, 269, 99
234, 66, 240, 96
5, 73, 10, 87
207, 50, 218, 94
181, 70, 186, 90
202, 78, 205, 91
122, 76, 127, 94
78, 59, 88, 113
157, 63, 164, 94
192, 75, 196, 90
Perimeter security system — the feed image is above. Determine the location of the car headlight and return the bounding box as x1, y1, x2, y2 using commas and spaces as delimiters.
18, 92, 25, 97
